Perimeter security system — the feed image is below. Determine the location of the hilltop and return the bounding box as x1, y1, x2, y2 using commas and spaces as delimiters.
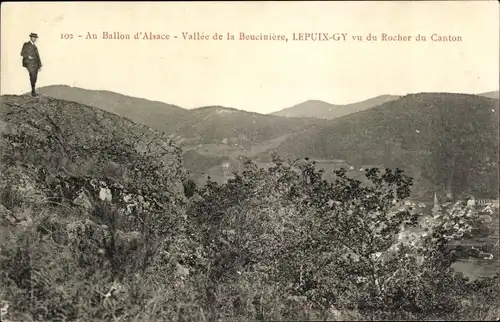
1, 94, 184, 161
0, 94, 187, 199
264, 93, 499, 199
270, 95, 400, 119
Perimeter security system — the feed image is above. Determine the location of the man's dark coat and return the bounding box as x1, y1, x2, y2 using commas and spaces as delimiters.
21, 41, 42, 71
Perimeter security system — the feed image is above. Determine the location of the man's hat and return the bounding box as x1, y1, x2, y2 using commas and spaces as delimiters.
29, 33, 38, 38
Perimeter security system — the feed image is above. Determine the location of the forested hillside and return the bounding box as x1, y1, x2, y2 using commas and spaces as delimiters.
268, 93, 499, 200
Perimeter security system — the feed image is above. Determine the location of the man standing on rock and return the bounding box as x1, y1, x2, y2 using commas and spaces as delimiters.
20, 33, 42, 97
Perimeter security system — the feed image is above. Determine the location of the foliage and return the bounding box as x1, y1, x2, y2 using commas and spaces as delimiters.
183, 154, 498, 320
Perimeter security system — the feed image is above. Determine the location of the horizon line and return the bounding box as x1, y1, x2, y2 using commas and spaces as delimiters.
2, 84, 499, 114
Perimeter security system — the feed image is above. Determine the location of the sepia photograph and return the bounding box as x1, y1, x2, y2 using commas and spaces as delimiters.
0, 1, 499, 321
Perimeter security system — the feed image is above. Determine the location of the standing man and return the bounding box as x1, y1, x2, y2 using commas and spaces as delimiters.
20, 33, 42, 97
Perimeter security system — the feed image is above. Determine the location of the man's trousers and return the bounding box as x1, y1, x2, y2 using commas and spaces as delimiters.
27, 68, 38, 93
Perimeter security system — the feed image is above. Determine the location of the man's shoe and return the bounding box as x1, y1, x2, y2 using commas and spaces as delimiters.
31, 92, 39, 97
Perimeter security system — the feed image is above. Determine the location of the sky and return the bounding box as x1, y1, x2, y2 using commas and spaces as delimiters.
1, 1, 499, 114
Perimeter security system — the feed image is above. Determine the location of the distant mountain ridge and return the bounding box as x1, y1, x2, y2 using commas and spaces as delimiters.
35, 85, 323, 148
271, 95, 401, 119
272, 91, 499, 120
